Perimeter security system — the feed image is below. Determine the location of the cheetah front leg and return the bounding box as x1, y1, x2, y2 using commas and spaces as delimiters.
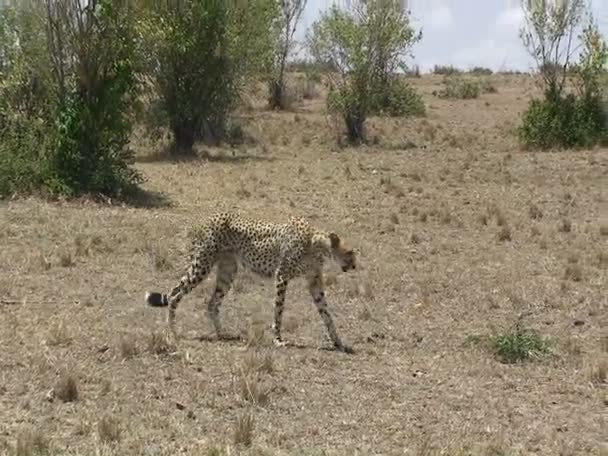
272, 272, 289, 347
307, 272, 352, 353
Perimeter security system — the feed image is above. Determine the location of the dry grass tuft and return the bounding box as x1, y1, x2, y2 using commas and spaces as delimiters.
495, 211, 508, 227
244, 324, 266, 349
46, 320, 72, 346
242, 350, 274, 376
54, 371, 79, 403
14, 427, 49, 456
74, 235, 90, 257
233, 410, 255, 447
380, 176, 405, 198
97, 414, 122, 444
358, 303, 373, 321
497, 225, 512, 242
347, 280, 374, 301
601, 336, 608, 353
528, 203, 543, 220
147, 329, 177, 355
119, 334, 138, 360
236, 361, 272, 407
30, 251, 52, 271
564, 264, 582, 282
100, 378, 112, 396
145, 242, 172, 272
559, 218, 572, 233
58, 250, 75, 267
410, 232, 421, 244
587, 358, 607, 385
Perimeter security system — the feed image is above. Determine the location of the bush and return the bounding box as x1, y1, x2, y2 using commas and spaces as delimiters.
433, 64, 461, 75
491, 325, 549, 364
0, 1, 143, 199
519, 1, 608, 149
519, 93, 606, 149
435, 76, 480, 99
372, 79, 425, 117
469, 66, 493, 75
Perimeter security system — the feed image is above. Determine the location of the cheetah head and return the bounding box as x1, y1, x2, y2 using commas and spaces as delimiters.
328, 233, 356, 272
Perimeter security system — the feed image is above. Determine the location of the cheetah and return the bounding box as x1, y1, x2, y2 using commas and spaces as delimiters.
144, 212, 357, 353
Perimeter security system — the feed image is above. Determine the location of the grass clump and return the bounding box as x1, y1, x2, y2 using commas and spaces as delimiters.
491, 324, 550, 364
233, 410, 255, 447
435, 76, 480, 99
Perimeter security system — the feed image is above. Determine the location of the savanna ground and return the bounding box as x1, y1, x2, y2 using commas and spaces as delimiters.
0, 74, 607, 456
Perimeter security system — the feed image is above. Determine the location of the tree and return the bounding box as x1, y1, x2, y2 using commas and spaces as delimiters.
520, 0, 586, 99
307, 0, 422, 144
267, 0, 307, 110
140, 0, 278, 154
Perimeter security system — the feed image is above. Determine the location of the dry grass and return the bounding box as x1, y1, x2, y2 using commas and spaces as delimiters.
46, 319, 72, 346
14, 428, 49, 456
147, 329, 176, 355
97, 415, 122, 444
233, 410, 255, 447
119, 334, 138, 359
0, 73, 606, 455
53, 371, 79, 403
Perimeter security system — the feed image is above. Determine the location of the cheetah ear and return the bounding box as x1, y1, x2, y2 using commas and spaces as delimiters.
328, 232, 340, 248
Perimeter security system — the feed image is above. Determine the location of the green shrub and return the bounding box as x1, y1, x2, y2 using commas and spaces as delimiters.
519, 93, 606, 149
518, 2, 607, 149
0, 1, 143, 199
435, 76, 481, 99
491, 325, 549, 364
373, 79, 425, 117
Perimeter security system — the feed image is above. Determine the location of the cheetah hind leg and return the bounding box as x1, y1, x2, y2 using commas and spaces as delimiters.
271, 273, 290, 348
145, 259, 212, 333
205, 255, 238, 341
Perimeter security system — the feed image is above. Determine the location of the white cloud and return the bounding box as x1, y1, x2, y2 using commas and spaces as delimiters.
495, 7, 525, 34
427, 5, 454, 30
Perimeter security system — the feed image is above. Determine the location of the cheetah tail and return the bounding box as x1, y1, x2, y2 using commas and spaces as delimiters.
145, 291, 169, 307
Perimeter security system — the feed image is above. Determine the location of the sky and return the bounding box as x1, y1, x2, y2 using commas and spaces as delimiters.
295, 0, 608, 73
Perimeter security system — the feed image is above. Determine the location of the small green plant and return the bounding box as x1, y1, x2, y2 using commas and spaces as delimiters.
435, 76, 481, 99
491, 324, 549, 364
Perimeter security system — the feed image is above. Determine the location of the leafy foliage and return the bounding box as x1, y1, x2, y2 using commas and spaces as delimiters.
518, 2, 607, 149
308, 1, 423, 144
140, 0, 277, 153
491, 325, 550, 364
0, 0, 143, 198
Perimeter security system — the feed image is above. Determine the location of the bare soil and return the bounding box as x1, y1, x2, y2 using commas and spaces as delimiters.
1, 74, 607, 455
